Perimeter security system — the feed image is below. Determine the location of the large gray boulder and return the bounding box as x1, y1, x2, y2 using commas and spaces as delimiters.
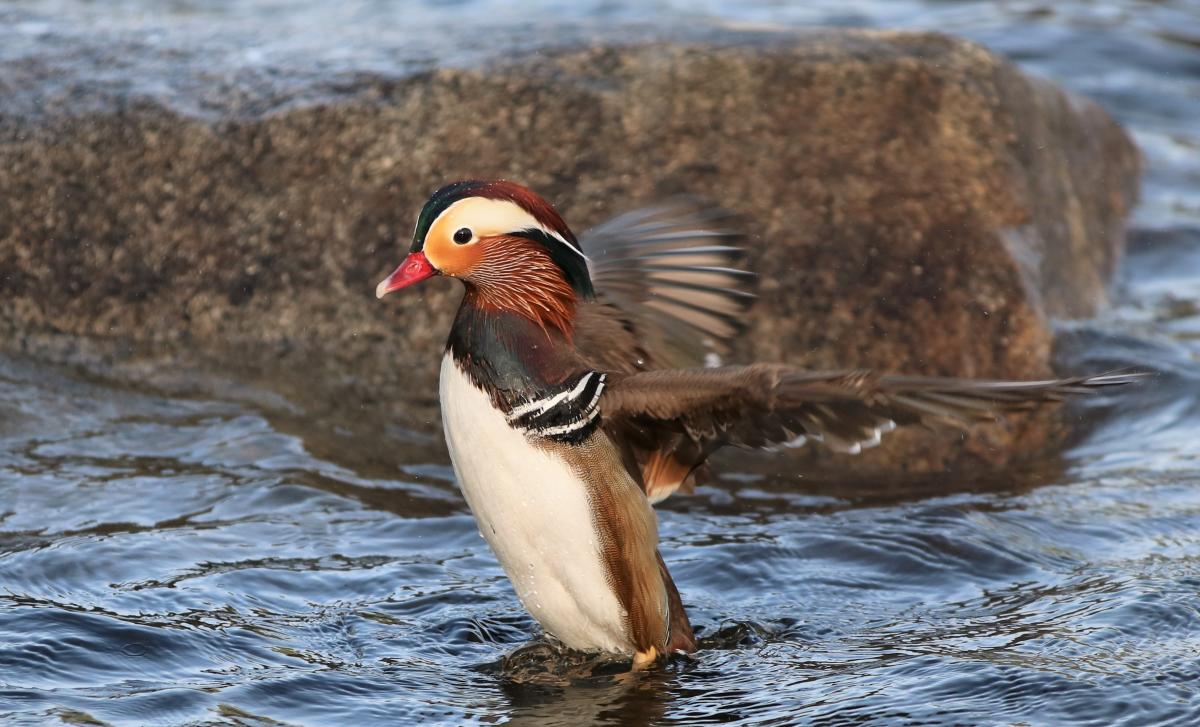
0, 27, 1139, 475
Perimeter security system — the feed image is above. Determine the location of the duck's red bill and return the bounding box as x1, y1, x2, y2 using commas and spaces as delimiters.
376, 252, 436, 299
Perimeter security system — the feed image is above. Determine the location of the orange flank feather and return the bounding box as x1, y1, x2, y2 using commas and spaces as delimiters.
641, 449, 694, 504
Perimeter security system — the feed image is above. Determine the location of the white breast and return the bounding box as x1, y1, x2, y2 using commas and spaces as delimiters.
438, 354, 632, 654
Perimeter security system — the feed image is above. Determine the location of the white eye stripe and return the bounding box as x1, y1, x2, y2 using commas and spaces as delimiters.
428, 197, 588, 259
542, 228, 587, 259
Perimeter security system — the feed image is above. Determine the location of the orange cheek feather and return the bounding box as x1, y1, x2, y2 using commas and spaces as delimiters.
465, 237, 578, 335
423, 233, 483, 277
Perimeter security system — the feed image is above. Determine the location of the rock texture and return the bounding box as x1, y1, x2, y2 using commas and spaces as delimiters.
0, 28, 1140, 475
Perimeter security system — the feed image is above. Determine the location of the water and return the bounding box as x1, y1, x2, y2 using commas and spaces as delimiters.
2, 1, 1200, 725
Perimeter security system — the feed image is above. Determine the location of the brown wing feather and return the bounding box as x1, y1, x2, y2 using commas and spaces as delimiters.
579, 200, 754, 372
575, 201, 756, 501
601, 366, 1143, 499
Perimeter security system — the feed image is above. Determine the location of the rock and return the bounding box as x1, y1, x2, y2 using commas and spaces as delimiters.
0, 23, 1139, 476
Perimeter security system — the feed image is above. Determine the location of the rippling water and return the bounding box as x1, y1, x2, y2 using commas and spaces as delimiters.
2, 1, 1200, 725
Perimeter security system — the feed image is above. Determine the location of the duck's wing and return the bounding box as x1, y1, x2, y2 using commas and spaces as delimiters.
576, 201, 755, 373
600, 365, 1142, 503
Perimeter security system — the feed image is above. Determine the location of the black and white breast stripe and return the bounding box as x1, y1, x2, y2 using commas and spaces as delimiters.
506, 371, 606, 444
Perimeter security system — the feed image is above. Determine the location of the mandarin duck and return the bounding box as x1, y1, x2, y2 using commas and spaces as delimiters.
375, 180, 1136, 669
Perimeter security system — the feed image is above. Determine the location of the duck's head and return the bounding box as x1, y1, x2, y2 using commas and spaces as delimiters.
376, 180, 592, 332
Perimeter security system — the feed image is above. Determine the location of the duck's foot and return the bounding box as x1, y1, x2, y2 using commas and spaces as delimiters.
631, 646, 659, 671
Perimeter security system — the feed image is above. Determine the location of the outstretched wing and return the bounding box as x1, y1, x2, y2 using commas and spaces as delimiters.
601, 366, 1142, 502
576, 201, 755, 373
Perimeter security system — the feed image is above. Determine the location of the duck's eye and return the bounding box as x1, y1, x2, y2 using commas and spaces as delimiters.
453, 227, 473, 244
